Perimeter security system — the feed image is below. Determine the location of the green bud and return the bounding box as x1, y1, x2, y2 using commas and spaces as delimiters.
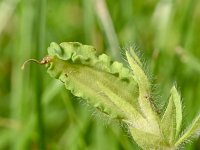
22, 42, 200, 150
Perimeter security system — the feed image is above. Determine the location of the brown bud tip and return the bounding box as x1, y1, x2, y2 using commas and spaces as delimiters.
21, 56, 53, 70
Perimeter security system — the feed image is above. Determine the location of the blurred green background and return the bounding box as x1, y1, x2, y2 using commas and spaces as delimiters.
0, 0, 200, 149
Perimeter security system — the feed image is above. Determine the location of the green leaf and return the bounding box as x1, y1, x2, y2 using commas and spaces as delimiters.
175, 114, 200, 147
46, 42, 139, 120
161, 86, 182, 145
125, 48, 160, 133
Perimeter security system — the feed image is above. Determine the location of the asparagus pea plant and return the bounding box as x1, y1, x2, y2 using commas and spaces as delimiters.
22, 42, 200, 150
